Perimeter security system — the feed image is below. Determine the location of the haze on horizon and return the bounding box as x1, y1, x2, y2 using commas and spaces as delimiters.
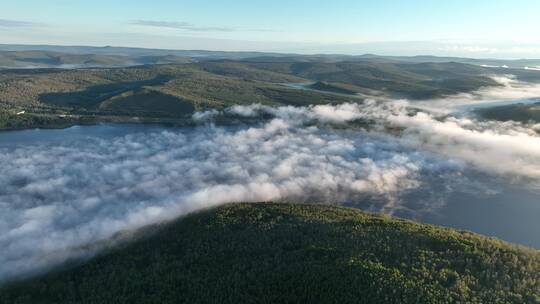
1, 0, 540, 59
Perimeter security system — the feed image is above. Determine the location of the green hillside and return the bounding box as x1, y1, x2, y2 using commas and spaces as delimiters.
0, 62, 360, 129
1, 203, 538, 304
0, 64, 352, 110
241, 60, 505, 99
2, 58, 540, 130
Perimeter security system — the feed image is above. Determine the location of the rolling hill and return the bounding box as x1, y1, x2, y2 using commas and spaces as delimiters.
0, 50, 194, 69
2, 44, 540, 68
0, 63, 349, 116
0, 203, 538, 304
2, 55, 540, 130
0, 62, 358, 129
239, 60, 507, 99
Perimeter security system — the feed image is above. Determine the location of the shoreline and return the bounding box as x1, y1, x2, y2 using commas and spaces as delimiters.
0, 114, 272, 133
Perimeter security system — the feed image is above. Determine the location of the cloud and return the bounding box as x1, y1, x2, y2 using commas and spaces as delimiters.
435, 43, 540, 57
0, 19, 41, 28
224, 103, 369, 124
130, 20, 234, 32
204, 98, 540, 180
525, 66, 540, 71
3, 78, 540, 283
412, 75, 540, 113
439, 45, 499, 54
380, 102, 540, 179
192, 109, 219, 121
0, 112, 462, 283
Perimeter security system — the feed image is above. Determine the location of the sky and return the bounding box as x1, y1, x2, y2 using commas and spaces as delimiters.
1, 0, 540, 58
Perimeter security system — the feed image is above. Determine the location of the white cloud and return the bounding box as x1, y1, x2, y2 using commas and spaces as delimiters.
3, 80, 540, 283
192, 109, 219, 121
441, 45, 500, 54
130, 20, 234, 32
218, 99, 540, 180
412, 75, 540, 113
0, 113, 455, 282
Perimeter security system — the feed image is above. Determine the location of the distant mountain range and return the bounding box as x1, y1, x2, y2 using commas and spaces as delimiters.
1, 44, 540, 69
0, 44, 291, 68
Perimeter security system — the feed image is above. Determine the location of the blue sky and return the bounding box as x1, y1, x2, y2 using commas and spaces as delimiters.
1, 0, 540, 58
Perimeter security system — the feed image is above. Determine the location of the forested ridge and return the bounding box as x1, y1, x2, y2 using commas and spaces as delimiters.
1, 203, 539, 304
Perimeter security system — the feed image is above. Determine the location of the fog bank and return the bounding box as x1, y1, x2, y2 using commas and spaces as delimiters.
3, 86, 540, 282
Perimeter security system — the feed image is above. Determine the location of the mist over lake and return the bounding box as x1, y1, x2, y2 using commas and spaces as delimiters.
2, 98, 540, 282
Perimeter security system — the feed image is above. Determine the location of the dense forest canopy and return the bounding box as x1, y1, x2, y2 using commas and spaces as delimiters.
1, 203, 538, 304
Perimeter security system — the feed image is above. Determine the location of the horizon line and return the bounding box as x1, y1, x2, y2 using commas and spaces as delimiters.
1, 42, 540, 61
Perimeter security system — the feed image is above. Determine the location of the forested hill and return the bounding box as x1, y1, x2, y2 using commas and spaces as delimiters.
1, 203, 539, 304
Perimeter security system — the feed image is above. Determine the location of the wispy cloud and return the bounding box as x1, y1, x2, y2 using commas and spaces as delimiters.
0, 105, 461, 282
130, 19, 234, 32
0, 19, 41, 27
436, 43, 540, 57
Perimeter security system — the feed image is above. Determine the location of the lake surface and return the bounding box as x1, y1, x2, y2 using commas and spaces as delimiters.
0, 123, 167, 147
1, 122, 539, 249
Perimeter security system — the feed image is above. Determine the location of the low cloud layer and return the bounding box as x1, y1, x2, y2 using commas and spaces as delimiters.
413, 75, 540, 113
0, 116, 459, 282
216, 101, 540, 179
3, 81, 540, 282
